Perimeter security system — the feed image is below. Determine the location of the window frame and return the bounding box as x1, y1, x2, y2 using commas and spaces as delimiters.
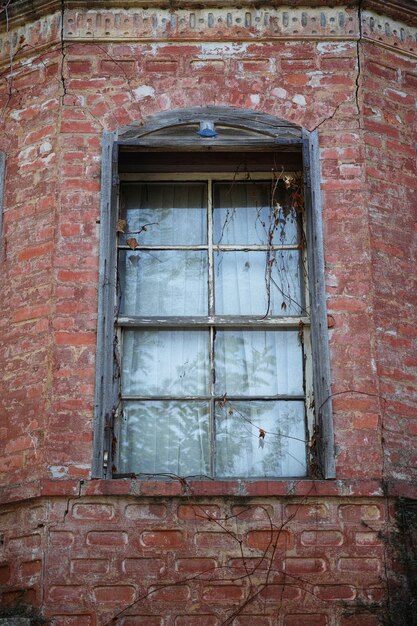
93, 107, 335, 480
116, 171, 313, 479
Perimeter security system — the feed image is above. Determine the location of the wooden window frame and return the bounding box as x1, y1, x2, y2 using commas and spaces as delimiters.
92, 107, 335, 480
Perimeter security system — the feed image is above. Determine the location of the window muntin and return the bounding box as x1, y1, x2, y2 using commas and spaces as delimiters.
116, 173, 311, 478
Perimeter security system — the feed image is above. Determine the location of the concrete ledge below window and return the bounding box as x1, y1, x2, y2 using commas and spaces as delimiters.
2, 478, 416, 504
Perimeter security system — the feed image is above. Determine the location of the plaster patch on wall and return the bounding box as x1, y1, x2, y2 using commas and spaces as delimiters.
317, 41, 357, 54
272, 87, 288, 99
49, 466, 69, 479
133, 85, 155, 100
292, 94, 306, 106
197, 42, 249, 57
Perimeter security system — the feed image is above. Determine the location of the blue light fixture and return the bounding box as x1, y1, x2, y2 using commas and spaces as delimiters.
197, 121, 217, 138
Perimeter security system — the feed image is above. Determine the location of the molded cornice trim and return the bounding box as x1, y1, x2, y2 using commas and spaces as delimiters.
2, 0, 417, 29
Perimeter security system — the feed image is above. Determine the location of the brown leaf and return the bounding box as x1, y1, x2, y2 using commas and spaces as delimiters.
126, 237, 139, 250
117, 219, 127, 233
259, 428, 266, 439
327, 314, 335, 329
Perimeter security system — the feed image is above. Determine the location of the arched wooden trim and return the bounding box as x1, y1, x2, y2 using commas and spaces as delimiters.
118, 106, 302, 147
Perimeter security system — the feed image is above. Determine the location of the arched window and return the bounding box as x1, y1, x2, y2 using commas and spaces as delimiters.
93, 107, 334, 480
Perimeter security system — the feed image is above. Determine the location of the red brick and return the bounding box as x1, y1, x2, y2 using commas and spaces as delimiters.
149, 585, 190, 602
70, 559, 110, 575
202, 584, 245, 602
246, 529, 291, 550
258, 584, 302, 601
175, 558, 217, 575
340, 615, 379, 626
123, 558, 166, 577
19, 560, 42, 577
125, 503, 167, 519
285, 503, 330, 521
17, 242, 54, 262
140, 530, 183, 548
177, 504, 220, 520
175, 618, 218, 626
194, 532, 238, 550
120, 619, 162, 626
301, 530, 343, 546
93, 585, 136, 604
145, 60, 178, 72
68, 60, 93, 74
337, 558, 381, 574
367, 61, 398, 81
284, 615, 328, 626
49, 531, 75, 548
231, 504, 274, 521
8, 534, 42, 553
86, 531, 127, 546
71, 502, 115, 520
285, 558, 327, 574
0, 563, 11, 584
55, 332, 96, 346
48, 585, 85, 604
314, 585, 356, 601
51, 617, 94, 626
338, 505, 382, 522
100, 59, 136, 75
227, 557, 271, 572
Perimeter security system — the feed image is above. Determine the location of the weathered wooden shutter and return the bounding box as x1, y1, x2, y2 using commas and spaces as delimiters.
92, 131, 119, 478
302, 128, 335, 479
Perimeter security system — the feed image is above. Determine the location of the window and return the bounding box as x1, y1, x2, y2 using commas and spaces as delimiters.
93, 107, 335, 480
117, 173, 311, 478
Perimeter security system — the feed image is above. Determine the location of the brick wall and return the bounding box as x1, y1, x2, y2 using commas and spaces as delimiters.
361, 42, 417, 484
0, 1, 416, 623
0, 492, 387, 625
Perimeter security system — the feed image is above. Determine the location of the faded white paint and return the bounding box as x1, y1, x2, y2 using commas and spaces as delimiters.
133, 85, 155, 100
272, 87, 288, 99
292, 94, 306, 106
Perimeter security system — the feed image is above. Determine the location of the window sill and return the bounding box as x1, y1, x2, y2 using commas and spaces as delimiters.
1, 477, 403, 504
83, 478, 386, 498
3, 478, 416, 504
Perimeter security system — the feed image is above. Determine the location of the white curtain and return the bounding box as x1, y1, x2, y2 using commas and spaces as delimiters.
118, 182, 306, 477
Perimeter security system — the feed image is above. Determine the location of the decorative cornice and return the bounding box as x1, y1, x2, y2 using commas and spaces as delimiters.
63, 6, 359, 42
362, 8, 417, 53
1, 3, 417, 67
2, 1, 417, 30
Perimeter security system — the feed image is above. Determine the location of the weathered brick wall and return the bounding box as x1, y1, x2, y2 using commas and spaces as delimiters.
0, 492, 386, 625
0, 39, 62, 485
0, 2, 416, 623
1, 5, 382, 486
361, 41, 417, 485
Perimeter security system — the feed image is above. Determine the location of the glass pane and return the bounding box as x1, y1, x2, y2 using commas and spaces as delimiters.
120, 183, 207, 245
215, 250, 304, 316
214, 330, 303, 396
213, 181, 299, 245
122, 330, 209, 396
215, 401, 306, 477
120, 250, 208, 316
119, 401, 210, 476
